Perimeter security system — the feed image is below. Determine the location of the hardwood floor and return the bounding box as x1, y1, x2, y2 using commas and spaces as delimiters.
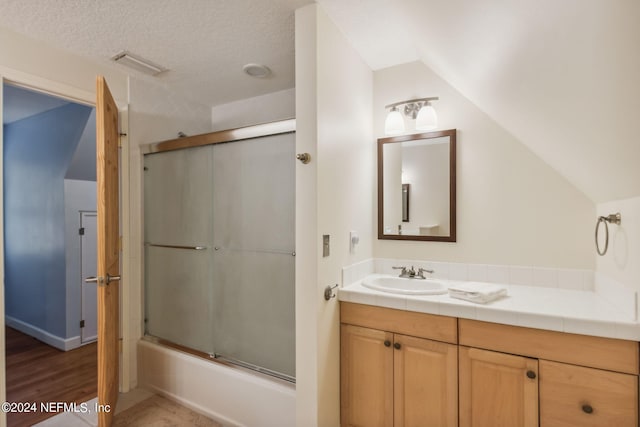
5, 327, 97, 427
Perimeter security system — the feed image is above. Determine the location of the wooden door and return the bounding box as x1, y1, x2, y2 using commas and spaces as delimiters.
459, 346, 538, 427
341, 325, 393, 427
96, 76, 120, 427
394, 334, 458, 427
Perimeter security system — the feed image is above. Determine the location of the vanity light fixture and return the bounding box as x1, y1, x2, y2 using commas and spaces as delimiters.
384, 97, 439, 135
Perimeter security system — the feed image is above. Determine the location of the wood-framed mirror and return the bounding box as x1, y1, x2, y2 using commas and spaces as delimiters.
378, 129, 456, 242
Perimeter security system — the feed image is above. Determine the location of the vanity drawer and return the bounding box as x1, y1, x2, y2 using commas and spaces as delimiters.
540, 360, 638, 427
459, 319, 639, 374
340, 302, 457, 344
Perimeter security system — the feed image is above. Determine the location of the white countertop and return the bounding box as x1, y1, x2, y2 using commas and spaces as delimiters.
339, 274, 640, 341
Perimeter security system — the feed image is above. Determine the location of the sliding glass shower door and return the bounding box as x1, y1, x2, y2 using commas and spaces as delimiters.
143, 128, 295, 380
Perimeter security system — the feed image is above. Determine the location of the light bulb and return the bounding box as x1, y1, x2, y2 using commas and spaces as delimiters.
384, 107, 405, 135
416, 103, 437, 131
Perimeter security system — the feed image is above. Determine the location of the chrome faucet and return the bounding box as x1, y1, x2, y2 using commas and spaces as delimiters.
393, 266, 434, 279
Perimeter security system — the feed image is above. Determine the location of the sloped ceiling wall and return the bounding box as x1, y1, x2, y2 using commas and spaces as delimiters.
319, 0, 640, 203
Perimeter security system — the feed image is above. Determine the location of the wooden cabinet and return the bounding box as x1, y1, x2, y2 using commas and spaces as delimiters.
340, 303, 640, 427
459, 346, 538, 427
394, 334, 457, 427
340, 303, 458, 427
340, 325, 393, 427
540, 360, 638, 427
459, 319, 639, 427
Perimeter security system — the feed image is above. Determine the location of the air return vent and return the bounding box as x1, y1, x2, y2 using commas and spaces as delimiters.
111, 51, 167, 76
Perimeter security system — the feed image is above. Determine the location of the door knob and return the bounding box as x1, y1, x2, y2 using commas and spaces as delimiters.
85, 274, 121, 286
526, 370, 536, 379
296, 153, 311, 164
384, 340, 391, 347
393, 342, 401, 350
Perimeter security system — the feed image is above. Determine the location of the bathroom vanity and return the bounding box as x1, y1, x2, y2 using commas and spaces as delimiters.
339, 276, 639, 427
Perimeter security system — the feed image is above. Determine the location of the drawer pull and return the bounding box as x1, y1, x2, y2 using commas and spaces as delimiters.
582, 404, 594, 414
384, 340, 391, 347
526, 370, 536, 379
394, 342, 402, 350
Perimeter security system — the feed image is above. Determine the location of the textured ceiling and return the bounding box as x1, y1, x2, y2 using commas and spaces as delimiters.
319, 0, 640, 203
0, 0, 311, 107
1, 0, 637, 202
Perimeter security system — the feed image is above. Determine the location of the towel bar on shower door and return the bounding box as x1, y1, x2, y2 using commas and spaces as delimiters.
145, 243, 207, 250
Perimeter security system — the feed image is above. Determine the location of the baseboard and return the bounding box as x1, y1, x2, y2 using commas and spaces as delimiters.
5, 315, 81, 351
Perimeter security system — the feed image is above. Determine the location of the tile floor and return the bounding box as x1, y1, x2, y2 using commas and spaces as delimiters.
33, 388, 154, 426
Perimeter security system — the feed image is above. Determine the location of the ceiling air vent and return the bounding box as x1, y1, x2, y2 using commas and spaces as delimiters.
111, 51, 167, 76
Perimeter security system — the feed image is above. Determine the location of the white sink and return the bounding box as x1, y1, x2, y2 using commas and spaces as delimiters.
362, 276, 447, 295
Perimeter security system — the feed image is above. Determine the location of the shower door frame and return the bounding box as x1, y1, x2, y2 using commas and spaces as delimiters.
140, 118, 296, 383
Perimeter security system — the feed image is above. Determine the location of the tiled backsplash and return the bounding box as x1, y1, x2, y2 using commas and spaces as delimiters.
342, 258, 637, 321
342, 258, 594, 291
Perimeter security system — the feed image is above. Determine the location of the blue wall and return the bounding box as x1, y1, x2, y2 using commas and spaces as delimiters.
4, 103, 92, 339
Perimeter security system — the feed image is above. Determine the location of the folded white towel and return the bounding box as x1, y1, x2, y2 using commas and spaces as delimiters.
448, 282, 508, 304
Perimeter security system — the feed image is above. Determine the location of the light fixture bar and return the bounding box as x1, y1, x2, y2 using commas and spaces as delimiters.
384, 97, 439, 110
111, 51, 167, 76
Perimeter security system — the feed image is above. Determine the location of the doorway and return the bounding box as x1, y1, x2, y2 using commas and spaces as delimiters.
2, 82, 98, 425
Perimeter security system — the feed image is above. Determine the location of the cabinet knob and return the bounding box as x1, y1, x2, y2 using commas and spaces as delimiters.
393, 342, 401, 350
384, 340, 391, 347
526, 370, 536, 379
582, 404, 593, 414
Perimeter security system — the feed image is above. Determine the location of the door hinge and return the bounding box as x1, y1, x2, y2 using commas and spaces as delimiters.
79, 227, 85, 236
80, 320, 85, 328
118, 132, 127, 148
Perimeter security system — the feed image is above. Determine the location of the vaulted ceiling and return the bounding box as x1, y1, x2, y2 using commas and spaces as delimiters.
318, 0, 640, 203
1, 0, 637, 203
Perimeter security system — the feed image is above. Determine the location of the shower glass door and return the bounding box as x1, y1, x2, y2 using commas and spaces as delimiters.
143, 128, 295, 381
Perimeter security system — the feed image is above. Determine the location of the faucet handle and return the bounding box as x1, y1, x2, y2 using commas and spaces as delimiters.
392, 266, 408, 277
417, 268, 434, 279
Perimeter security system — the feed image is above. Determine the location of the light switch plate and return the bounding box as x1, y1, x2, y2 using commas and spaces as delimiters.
323, 234, 330, 257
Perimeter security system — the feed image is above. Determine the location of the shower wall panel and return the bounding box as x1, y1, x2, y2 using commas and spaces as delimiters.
211, 133, 295, 377
144, 145, 214, 353
144, 131, 295, 379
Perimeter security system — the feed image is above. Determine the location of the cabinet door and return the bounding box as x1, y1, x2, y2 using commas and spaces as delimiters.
341, 324, 393, 427
394, 334, 458, 427
459, 346, 538, 427
540, 360, 638, 427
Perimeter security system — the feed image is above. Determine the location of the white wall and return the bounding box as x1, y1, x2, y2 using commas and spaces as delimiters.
596, 197, 640, 291
63, 179, 97, 345
295, 4, 374, 426
211, 88, 295, 131
374, 61, 595, 269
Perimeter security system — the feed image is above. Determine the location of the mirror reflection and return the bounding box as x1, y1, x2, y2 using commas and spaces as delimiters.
378, 129, 456, 242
